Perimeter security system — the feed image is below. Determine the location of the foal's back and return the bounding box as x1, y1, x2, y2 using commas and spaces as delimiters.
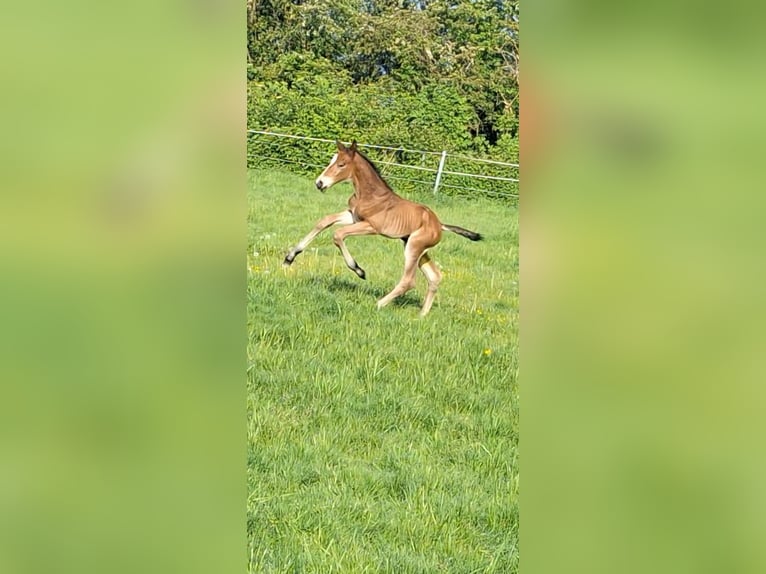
354, 191, 442, 244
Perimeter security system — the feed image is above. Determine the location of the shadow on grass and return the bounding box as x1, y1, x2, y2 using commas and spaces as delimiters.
390, 294, 422, 309
313, 275, 422, 310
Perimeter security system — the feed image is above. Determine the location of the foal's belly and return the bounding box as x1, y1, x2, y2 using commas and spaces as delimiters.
368, 209, 427, 239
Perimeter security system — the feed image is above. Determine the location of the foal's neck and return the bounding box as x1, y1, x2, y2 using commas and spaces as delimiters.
351, 155, 393, 199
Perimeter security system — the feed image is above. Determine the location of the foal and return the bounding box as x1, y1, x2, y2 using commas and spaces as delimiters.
283, 140, 482, 316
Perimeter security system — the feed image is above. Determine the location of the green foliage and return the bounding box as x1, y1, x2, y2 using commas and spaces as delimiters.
249, 77, 519, 199
249, 68, 475, 146
247, 0, 519, 184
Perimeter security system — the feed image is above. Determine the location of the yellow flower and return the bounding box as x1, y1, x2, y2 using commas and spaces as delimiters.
483, 348, 492, 356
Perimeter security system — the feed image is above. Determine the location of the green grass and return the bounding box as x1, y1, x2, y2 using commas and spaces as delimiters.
247, 169, 519, 573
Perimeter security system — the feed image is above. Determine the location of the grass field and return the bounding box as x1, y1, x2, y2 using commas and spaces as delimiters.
247, 169, 519, 573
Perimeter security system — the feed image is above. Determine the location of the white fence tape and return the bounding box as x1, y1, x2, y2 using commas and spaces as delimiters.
247, 130, 519, 199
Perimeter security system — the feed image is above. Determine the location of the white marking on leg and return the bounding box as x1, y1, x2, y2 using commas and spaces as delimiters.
418, 257, 441, 316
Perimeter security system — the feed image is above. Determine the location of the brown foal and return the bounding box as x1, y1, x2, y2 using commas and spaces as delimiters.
283, 140, 482, 316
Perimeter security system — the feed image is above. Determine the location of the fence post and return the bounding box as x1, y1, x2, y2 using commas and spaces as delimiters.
433, 150, 447, 195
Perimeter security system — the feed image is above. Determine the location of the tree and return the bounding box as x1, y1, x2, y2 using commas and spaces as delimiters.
248, 0, 519, 156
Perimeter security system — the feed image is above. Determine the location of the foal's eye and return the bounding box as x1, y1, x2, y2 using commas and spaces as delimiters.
338, 163, 346, 168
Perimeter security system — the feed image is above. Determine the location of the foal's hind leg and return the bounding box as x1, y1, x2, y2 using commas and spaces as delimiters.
418, 252, 442, 317
377, 242, 422, 309
283, 210, 353, 266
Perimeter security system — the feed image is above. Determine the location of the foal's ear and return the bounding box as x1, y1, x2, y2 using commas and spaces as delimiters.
350, 140, 358, 154
336, 140, 347, 151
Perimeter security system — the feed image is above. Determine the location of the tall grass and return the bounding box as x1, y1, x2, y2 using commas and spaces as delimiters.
247, 169, 519, 573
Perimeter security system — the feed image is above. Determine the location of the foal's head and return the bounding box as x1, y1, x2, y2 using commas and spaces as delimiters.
315, 140, 358, 192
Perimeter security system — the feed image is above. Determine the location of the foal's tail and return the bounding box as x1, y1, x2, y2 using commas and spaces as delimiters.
442, 224, 483, 242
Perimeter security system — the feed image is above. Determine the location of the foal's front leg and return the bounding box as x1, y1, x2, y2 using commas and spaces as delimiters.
283, 210, 354, 266
332, 221, 375, 279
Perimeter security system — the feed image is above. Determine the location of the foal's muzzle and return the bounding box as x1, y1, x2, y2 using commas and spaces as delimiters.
315, 180, 325, 192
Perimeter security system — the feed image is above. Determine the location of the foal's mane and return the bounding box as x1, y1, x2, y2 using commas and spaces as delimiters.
355, 149, 393, 190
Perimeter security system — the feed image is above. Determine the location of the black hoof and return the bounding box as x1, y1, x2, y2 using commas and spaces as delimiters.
283, 254, 294, 266
354, 267, 366, 280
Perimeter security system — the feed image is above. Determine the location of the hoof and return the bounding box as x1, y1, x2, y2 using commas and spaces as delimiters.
283, 254, 294, 267
354, 267, 366, 280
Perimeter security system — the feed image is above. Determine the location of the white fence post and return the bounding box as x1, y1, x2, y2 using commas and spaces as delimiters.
433, 150, 447, 195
